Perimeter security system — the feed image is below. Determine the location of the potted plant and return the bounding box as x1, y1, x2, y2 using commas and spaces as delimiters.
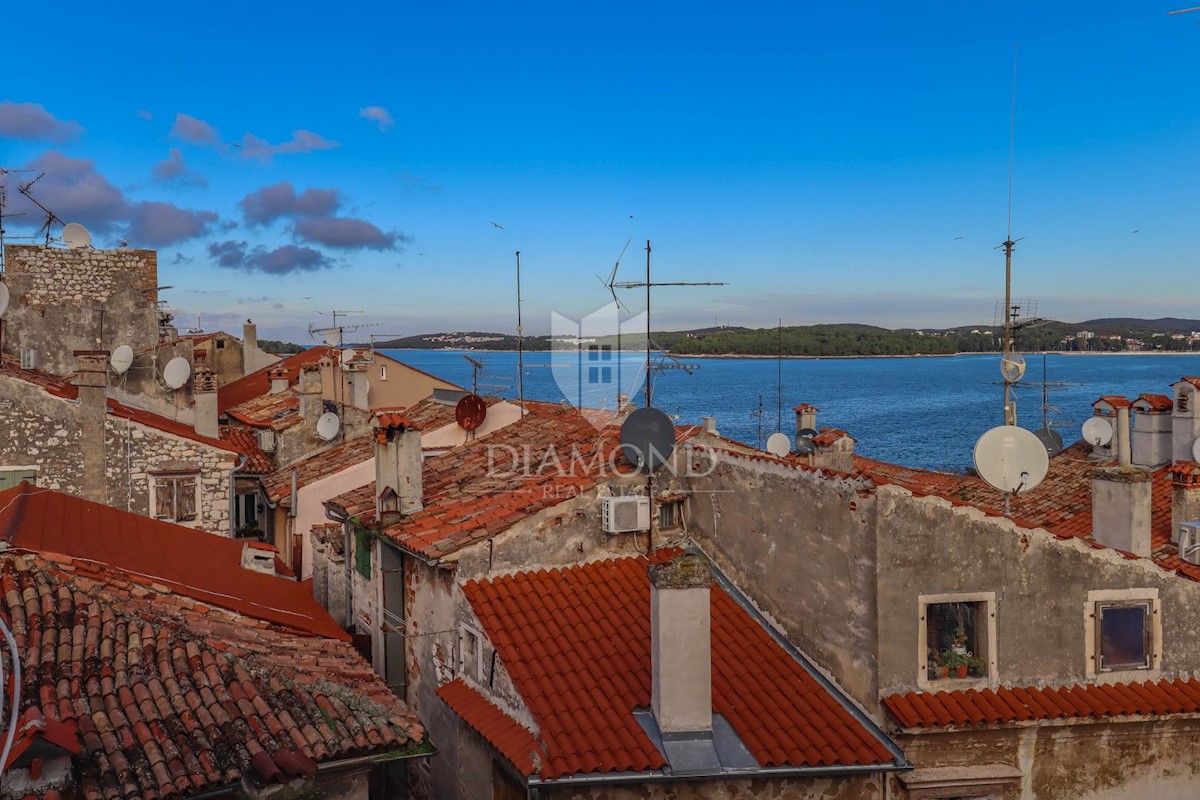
942, 649, 969, 679
968, 655, 986, 678
950, 627, 969, 655
929, 650, 949, 680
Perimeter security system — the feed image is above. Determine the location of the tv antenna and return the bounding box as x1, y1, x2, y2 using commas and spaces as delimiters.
612, 240, 727, 406
515, 250, 525, 414
309, 310, 378, 348
597, 237, 632, 408
17, 174, 65, 246
463, 354, 484, 395
996, 44, 1023, 427
751, 394, 766, 449
0, 168, 35, 269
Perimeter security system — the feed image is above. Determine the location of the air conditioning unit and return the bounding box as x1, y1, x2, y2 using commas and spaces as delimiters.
1179, 522, 1200, 565
257, 429, 277, 453
19, 349, 38, 370
602, 496, 650, 534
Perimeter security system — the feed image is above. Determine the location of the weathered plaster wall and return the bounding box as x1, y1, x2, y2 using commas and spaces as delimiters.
285, 458, 376, 579
680, 451, 882, 711
540, 774, 883, 799
0, 376, 81, 493
2, 245, 160, 377
895, 718, 1200, 800
875, 486, 1200, 696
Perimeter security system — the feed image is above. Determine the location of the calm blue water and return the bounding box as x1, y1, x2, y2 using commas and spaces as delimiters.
384, 349, 1200, 472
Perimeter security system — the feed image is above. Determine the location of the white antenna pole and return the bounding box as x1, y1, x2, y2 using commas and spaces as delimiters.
1002, 44, 1019, 427
515, 251, 525, 414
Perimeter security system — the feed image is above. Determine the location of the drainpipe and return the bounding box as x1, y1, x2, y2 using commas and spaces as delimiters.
228, 455, 248, 537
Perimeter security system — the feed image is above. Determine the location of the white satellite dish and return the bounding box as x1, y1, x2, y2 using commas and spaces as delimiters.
340, 348, 358, 368
110, 345, 134, 375
316, 412, 341, 441
1082, 416, 1113, 447
766, 432, 791, 457
1000, 352, 1026, 383
61, 222, 92, 249
0, 283, 9, 317
1191, 437, 1200, 463
163, 356, 191, 390
973, 425, 1050, 494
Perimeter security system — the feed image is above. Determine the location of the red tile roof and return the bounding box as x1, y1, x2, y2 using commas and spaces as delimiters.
794, 403, 819, 412
459, 551, 897, 779
218, 347, 329, 414
0, 483, 346, 639
219, 424, 273, 473
328, 401, 618, 560
436, 679, 538, 775
5, 707, 81, 770
262, 435, 375, 504
226, 388, 302, 430
0, 354, 78, 398
3, 551, 424, 798
1134, 393, 1173, 412
883, 677, 1200, 729
1093, 395, 1131, 409
813, 428, 853, 447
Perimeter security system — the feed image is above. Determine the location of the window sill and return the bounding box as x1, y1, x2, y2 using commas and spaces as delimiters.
920, 676, 993, 691
1087, 668, 1159, 685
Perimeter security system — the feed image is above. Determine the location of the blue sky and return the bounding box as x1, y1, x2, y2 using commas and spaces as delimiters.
1, 1, 1198, 342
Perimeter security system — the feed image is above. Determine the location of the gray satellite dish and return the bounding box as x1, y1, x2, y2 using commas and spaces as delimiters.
1034, 426, 1064, 457
1191, 437, 1200, 463
797, 427, 818, 439
766, 432, 791, 457
795, 437, 815, 456
62, 222, 92, 249
316, 412, 341, 441
162, 356, 191, 390
0, 283, 9, 317
620, 407, 676, 472
1000, 352, 1026, 383
973, 425, 1049, 494
1082, 416, 1113, 447
110, 345, 134, 375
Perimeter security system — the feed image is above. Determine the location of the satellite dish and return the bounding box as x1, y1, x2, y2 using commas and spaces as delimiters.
795, 437, 815, 456
340, 348, 358, 366
973, 425, 1050, 494
766, 432, 791, 457
1034, 426, 1064, 457
110, 345, 134, 375
797, 427, 819, 439
1000, 352, 1026, 383
1191, 437, 1200, 463
61, 222, 92, 249
620, 407, 676, 472
1082, 416, 1113, 447
162, 356, 191, 390
316, 412, 341, 441
455, 394, 488, 431
0, 283, 9, 317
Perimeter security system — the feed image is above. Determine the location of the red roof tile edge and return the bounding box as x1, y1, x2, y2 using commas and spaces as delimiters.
437, 679, 540, 775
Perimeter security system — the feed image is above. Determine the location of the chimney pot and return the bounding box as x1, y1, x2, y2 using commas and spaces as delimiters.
268, 366, 289, 394
374, 414, 423, 521
650, 554, 712, 734
702, 416, 717, 434
1092, 466, 1153, 557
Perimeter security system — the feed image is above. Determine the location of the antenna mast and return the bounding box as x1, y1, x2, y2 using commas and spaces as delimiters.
515, 251, 525, 414
1000, 44, 1021, 427
777, 319, 783, 433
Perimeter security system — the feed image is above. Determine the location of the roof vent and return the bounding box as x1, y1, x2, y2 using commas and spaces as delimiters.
19, 348, 38, 370
1180, 522, 1200, 565
257, 429, 277, 453
602, 496, 650, 533
241, 541, 278, 575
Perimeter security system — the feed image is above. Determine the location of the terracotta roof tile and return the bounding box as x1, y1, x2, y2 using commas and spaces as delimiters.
460, 551, 896, 779
2, 551, 423, 799
436, 679, 539, 774
262, 436, 375, 504
219, 425, 272, 474
218, 347, 329, 415
226, 389, 302, 431
0, 483, 344, 638
1093, 395, 1132, 409
884, 677, 1200, 728
1134, 393, 1173, 412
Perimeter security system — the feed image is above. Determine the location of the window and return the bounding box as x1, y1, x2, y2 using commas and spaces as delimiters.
151, 473, 198, 523
380, 365, 387, 381
355, 528, 372, 578
918, 592, 996, 687
0, 469, 36, 491
1087, 589, 1160, 678
459, 624, 485, 681
215, 339, 225, 350
659, 499, 683, 529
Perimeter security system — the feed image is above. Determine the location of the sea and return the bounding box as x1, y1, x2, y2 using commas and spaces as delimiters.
380, 349, 1200, 473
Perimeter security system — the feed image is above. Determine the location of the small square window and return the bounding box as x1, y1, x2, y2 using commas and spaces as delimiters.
152, 474, 198, 523
1097, 602, 1151, 672
459, 625, 485, 681
659, 499, 683, 530
215, 339, 225, 350
925, 601, 988, 681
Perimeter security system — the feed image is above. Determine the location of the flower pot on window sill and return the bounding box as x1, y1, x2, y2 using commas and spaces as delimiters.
955, 664, 969, 679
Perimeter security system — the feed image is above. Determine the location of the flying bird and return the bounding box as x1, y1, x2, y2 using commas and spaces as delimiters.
1131, 229, 1140, 234
953, 235, 965, 240
490, 221, 504, 229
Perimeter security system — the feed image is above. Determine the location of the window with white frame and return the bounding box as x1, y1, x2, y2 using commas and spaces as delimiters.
380, 365, 388, 381
1087, 589, 1160, 677
918, 592, 996, 686
150, 473, 198, 523
0, 468, 37, 490
459, 625, 485, 681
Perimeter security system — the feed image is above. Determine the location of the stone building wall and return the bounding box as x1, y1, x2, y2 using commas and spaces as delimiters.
0, 376, 83, 494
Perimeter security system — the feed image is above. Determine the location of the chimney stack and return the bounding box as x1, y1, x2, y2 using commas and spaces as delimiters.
243, 320, 258, 353
811, 430, 856, 472
794, 404, 818, 437
1170, 463, 1200, 544
299, 365, 323, 428
73, 350, 109, 504
192, 355, 219, 439
268, 366, 289, 394
1116, 406, 1131, 467
374, 413, 423, 525
1132, 394, 1173, 468
702, 416, 717, 434
1092, 467, 1153, 557
1172, 379, 1200, 463
345, 362, 370, 409
1091, 397, 1129, 461
649, 553, 712, 734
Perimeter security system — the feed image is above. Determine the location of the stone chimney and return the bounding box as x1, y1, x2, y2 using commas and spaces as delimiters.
1132, 394, 1173, 468
299, 365, 323, 429
73, 350, 109, 504
345, 362, 370, 409
268, 366, 289, 394
1170, 463, 1200, 544
192, 354, 219, 439
241, 541, 278, 575
243, 320, 258, 353
649, 553, 712, 734
811, 430, 856, 473
375, 413, 423, 525
702, 416, 717, 434
794, 404, 818, 436
1172, 379, 1200, 463
1091, 397, 1129, 461
1092, 467, 1152, 557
